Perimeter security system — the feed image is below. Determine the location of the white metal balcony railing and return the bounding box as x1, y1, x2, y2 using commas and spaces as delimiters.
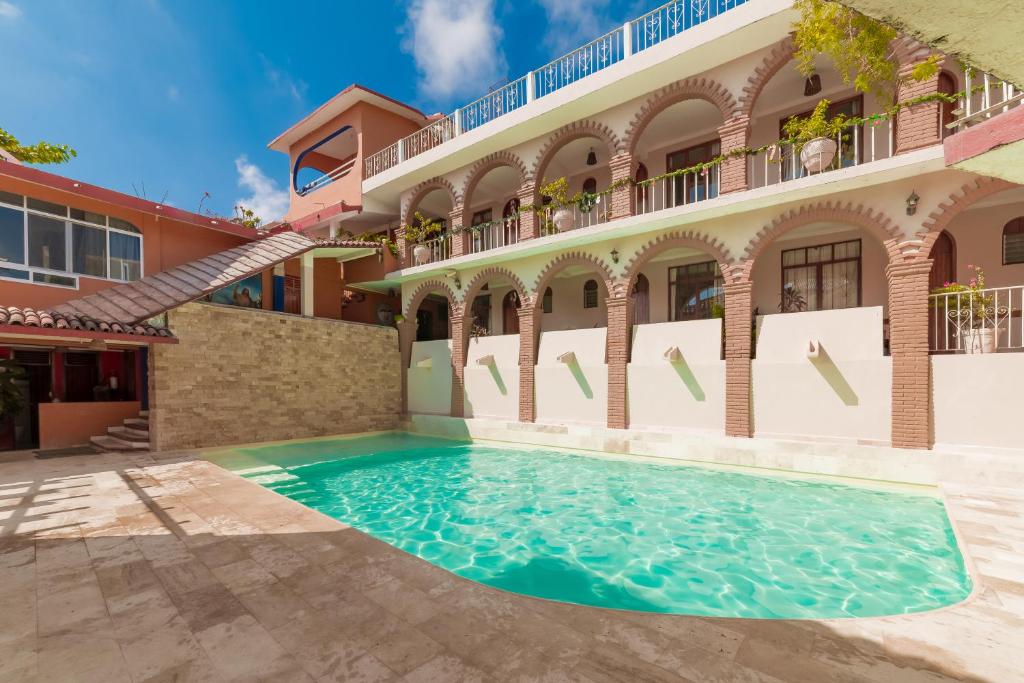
364, 0, 749, 178
949, 68, 1022, 132
929, 286, 1024, 353
749, 118, 895, 190
411, 234, 452, 266
540, 196, 611, 235
469, 218, 520, 254
636, 164, 721, 214
297, 157, 356, 196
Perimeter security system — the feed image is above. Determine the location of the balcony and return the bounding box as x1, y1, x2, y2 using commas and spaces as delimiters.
929, 285, 1024, 354
364, 0, 752, 180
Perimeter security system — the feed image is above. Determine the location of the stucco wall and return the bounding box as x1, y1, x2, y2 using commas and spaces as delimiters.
463, 334, 520, 419
38, 401, 141, 449
408, 339, 453, 415
535, 328, 609, 425
150, 302, 400, 450
932, 353, 1024, 449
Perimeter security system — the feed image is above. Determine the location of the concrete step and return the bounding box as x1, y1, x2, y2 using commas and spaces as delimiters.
124, 418, 149, 430
139, 410, 149, 418
108, 425, 149, 441
90, 435, 149, 452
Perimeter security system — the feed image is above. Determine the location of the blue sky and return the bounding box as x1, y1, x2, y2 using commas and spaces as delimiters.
0, 0, 644, 221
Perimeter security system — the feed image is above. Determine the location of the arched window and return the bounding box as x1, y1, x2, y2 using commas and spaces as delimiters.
503, 198, 520, 245
583, 279, 599, 309
929, 230, 956, 290
502, 290, 520, 335
635, 163, 650, 213
1004, 217, 1024, 265
582, 177, 597, 195
938, 71, 958, 138
633, 273, 650, 324
542, 286, 553, 314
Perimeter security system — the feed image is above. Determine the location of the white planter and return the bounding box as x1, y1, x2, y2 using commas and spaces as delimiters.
412, 244, 430, 265
961, 327, 997, 354
799, 137, 838, 173
552, 208, 574, 232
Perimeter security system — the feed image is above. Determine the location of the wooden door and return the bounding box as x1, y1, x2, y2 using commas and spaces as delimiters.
502, 291, 520, 335
929, 231, 956, 290
633, 274, 650, 325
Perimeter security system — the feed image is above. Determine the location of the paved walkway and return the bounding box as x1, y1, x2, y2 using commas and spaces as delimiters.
1, 447, 1022, 682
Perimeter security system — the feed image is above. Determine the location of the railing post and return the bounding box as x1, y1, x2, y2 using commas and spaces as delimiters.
397, 139, 406, 164
526, 71, 536, 103
622, 21, 633, 57
453, 109, 463, 137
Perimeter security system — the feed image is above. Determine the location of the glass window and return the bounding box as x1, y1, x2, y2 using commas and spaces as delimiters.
667, 140, 721, 205
27, 213, 67, 271
0, 190, 23, 207
0, 205, 24, 264
109, 232, 142, 281
668, 261, 724, 321
33, 272, 76, 287
781, 239, 861, 312
583, 279, 599, 309
1003, 217, 1024, 265
27, 197, 67, 217
0, 267, 29, 281
108, 217, 140, 233
72, 223, 107, 277
70, 208, 107, 226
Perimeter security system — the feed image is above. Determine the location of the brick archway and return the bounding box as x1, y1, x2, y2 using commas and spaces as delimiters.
532, 251, 617, 302
401, 177, 460, 226
402, 278, 459, 320
624, 77, 739, 158
460, 152, 530, 211
460, 267, 530, 314
737, 36, 796, 120
917, 177, 1017, 256
623, 231, 735, 297
531, 120, 622, 189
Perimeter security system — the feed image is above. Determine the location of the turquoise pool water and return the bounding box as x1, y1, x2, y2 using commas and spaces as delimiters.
210, 433, 971, 619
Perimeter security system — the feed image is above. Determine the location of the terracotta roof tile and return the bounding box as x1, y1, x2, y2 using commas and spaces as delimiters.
54, 232, 381, 324
0, 306, 174, 339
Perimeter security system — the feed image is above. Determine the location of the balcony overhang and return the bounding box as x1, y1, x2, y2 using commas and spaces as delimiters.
386, 145, 946, 282
945, 105, 1024, 184
361, 0, 796, 205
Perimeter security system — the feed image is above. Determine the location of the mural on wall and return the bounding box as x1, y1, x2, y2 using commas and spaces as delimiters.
208, 274, 263, 309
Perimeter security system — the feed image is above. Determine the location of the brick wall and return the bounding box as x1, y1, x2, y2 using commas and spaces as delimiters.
150, 302, 401, 450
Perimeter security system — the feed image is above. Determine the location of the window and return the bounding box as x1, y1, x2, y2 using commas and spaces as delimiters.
1004, 217, 1024, 265
781, 239, 861, 312
582, 177, 597, 195
471, 209, 492, 226
27, 197, 67, 217
667, 140, 720, 204
471, 294, 491, 335
583, 279, 599, 309
668, 261, 724, 321
27, 213, 67, 271
542, 286, 553, 314
72, 224, 107, 277
110, 232, 142, 281
0, 206, 24, 264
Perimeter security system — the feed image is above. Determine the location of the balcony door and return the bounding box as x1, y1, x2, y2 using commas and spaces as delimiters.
779, 95, 863, 179
928, 231, 956, 291
666, 140, 720, 205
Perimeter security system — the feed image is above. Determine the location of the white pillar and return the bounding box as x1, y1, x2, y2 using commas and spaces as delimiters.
526, 72, 536, 103
622, 21, 632, 57
301, 251, 315, 317
453, 108, 462, 136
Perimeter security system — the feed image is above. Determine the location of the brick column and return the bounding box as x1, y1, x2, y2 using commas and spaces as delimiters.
517, 303, 537, 422
723, 281, 753, 438
606, 294, 632, 430
516, 183, 538, 241
395, 226, 409, 269
608, 152, 634, 220
397, 320, 416, 415
896, 66, 942, 154
718, 117, 750, 195
449, 206, 467, 258
887, 259, 932, 449
450, 312, 465, 417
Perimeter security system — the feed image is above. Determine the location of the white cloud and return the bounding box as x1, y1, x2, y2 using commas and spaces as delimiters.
536, 0, 614, 53
402, 0, 507, 104
259, 54, 307, 103
234, 156, 289, 223
0, 1, 22, 19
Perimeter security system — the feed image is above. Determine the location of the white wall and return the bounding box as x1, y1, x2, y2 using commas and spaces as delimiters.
535, 328, 608, 425
933, 353, 1024, 449
628, 320, 725, 432
463, 334, 520, 419
753, 307, 892, 443
408, 340, 453, 415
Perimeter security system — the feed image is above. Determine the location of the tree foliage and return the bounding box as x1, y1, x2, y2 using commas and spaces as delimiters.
0, 358, 27, 419
0, 126, 77, 165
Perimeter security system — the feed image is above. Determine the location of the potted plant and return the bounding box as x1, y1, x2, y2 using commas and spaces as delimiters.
540, 177, 574, 232
930, 265, 1002, 354
779, 284, 808, 313
782, 99, 848, 173
405, 212, 444, 265
0, 358, 27, 451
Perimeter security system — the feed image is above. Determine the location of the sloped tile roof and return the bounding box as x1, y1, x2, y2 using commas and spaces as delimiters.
0, 306, 174, 338
54, 232, 379, 325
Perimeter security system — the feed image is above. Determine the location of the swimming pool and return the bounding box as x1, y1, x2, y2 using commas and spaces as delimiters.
208, 433, 971, 619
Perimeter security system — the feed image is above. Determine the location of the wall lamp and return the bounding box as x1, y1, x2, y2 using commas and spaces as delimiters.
906, 190, 920, 216
610, 248, 620, 264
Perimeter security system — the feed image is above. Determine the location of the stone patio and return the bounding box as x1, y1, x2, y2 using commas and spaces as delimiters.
1, 444, 1022, 682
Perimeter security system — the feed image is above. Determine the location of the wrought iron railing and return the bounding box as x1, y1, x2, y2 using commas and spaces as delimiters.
630, 0, 747, 53
461, 77, 529, 134
635, 163, 721, 214
929, 286, 1023, 353
410, 234, 452, 266
469, 218, 520, 254
532, 28, 626, 99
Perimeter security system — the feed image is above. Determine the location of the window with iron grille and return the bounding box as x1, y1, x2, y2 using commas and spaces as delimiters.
1003, 217, 1024, 265
583, 279, 598, 309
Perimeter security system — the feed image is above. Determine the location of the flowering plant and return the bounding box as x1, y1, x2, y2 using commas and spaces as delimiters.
930, 265, 997, 328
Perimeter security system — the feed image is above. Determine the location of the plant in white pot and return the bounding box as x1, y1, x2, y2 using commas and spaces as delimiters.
540, 177, 575, 232
405, 211, 444, 265
782, 99, 848, 173
931, 265, 1005, 354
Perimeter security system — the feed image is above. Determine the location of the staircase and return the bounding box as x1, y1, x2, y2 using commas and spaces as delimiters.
90, 410, 150, 452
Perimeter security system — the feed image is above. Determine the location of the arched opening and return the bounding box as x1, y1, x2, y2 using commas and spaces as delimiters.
632, 99, 724, 213
542, 286, 553, 314
748, 53, 889, 187
632, 273, 650, 325
292, 125, 358, 196
635, 163, 650, 213
537, 135, 613, 233
1004, 217, 1024, 265
929, 230, 956, 290
464, 164, 523, 253
408, 187, 454, 265
938, 71, 958, 138
460, 272, 525, 420
414, 291, 451, 342
538, 265, 609, 332
502, 290, 520, 335
406, 284, 457, 417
